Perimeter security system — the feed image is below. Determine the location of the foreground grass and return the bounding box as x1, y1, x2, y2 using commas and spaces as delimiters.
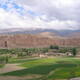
1, 57, 80, 80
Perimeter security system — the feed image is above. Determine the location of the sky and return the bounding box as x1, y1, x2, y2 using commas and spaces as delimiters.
0, 0, 80, 30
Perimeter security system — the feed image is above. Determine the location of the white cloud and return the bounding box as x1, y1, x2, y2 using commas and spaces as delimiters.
15, 0, 80, 30
0, 8, 30, 29
0, 0, 80, 30
0, 7, 79, 30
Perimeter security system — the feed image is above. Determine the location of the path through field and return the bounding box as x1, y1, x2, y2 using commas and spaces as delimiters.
0, 75, 41, 80
0, 64, 25, 74
70, 78, 80, 80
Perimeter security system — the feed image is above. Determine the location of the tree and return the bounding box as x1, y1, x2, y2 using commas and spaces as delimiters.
50, 45, 59, 49
5, 56, 9, 63
0, 56, 5, 64
72, 48, 77, 56
42, 48, 49, 53
59, 48, 68, 53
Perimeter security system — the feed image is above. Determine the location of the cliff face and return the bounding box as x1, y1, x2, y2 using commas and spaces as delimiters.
0, 33, 80, 48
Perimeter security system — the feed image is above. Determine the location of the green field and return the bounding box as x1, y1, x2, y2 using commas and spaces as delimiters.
1, 57, 80, 80
0, 64, 4, 68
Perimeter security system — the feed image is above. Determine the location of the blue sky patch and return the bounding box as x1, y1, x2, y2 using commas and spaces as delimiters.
27, 10, 38, 16
0, 0, 25, 16
0, 0, 37, 17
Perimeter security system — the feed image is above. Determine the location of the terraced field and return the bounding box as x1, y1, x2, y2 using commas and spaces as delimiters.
0, 57, 80, 80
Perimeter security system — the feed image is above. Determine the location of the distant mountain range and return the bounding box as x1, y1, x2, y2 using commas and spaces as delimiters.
0, 28, 80, 37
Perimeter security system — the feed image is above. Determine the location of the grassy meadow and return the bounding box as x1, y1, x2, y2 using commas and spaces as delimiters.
1, 57, 80, 80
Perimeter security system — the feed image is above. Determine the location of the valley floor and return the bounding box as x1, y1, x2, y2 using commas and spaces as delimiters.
0, 57, 80, 80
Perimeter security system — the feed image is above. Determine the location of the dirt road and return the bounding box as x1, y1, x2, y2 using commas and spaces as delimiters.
0, 64, 25, 74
